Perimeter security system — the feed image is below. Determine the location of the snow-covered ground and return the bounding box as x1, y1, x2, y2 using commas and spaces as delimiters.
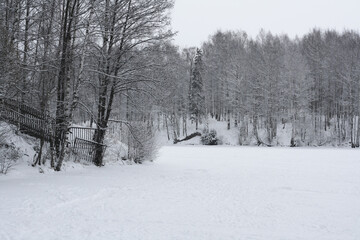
1, 146, 360, 240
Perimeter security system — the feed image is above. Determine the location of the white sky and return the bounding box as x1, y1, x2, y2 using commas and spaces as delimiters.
171, 0, 360, 48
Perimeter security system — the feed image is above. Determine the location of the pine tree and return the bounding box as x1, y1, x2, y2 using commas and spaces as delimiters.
189, 48, 205, 130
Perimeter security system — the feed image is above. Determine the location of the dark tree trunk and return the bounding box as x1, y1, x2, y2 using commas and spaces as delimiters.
54, 0, 78, 171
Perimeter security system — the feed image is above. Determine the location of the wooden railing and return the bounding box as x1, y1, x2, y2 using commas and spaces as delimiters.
72, 138, 107, 163
0, 98, 55, 141
0, 97, 52, 120
0, 97, 107, 164
68, 127, 97, 146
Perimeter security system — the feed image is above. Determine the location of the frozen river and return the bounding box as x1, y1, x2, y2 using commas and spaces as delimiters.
1, 146, 360, 240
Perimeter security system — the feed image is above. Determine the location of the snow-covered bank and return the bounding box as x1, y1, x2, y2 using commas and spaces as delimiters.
0, 123, 36, 174
1, 146, 360, 240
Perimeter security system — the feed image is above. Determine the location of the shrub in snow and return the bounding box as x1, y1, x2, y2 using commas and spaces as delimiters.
0, 124, 24, 174
0, 144, 22, 174
201, 129, 219, 145
127, 121, 158, 164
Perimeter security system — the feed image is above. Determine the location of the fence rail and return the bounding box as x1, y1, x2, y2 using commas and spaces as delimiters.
0, 97, 107, 165
0, 98, 54, 141
72, 137, 107, 163
68, 127, 97, 146
0, 97, 53, 120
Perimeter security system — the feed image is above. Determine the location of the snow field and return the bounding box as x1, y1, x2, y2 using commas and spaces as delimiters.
1, 146, 360, 240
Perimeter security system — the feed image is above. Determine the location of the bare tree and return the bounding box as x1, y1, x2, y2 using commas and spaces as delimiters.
90, 0, 174, 166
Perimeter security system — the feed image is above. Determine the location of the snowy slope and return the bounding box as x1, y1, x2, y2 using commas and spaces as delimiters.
1, 146, 360, 240
0, 123, 36, 174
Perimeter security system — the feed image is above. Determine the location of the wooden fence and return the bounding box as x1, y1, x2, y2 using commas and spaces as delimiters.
72, 138, 107, 163
0, 98, 54, 141
0, 97, 52, 120
68, 127, 96, 146
0, 97, 107, 164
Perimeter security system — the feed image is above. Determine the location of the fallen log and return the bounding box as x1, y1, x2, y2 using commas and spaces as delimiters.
173, 132, 201, 144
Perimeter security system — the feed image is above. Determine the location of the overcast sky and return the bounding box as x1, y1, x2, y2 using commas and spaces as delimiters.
171, 0, 360, 48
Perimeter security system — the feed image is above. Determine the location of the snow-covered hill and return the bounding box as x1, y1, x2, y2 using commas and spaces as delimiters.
0, 123, 36, 175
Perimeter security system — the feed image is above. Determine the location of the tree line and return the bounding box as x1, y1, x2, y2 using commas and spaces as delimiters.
166, 29, 360, 147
